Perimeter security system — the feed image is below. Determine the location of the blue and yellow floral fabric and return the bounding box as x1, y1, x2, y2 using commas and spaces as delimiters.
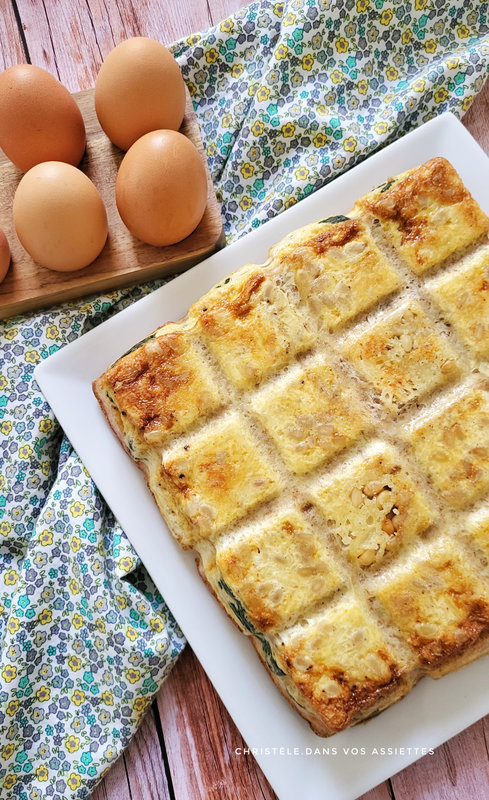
1, 1, 488, 797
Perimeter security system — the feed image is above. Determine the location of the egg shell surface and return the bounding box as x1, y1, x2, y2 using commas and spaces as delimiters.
115, 129, 208, 247
95, 37, 186, 151
0, 64, 86, 172
0, 229, 11, 283
13, 161, 108, 272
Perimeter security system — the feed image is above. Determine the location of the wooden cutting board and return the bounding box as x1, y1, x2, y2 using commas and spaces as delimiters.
0, 89, 224, 319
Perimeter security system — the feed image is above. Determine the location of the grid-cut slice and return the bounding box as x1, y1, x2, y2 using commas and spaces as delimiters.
270, 216, 401, 331
277, 594, 413, 735
251, 355, 367, 474
161, 412, 283, 543
311, 442, 433, 569
215, 510, 343, 633
355, 157, 489, 274
96, 324, 223, 452
374, 539, 489, 675
409, 387, 489, 509
427, 248, 489, 359
191, 264, 314, 390
342, 300, 460, 415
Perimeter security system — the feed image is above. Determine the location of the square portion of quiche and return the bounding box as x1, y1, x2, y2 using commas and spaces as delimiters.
277, 594, 413, 734
342, 300, 460, 415
374, 539, 489, 673
271, 216, 401, 331
190, 264, 314, 390
409, 387, 489, 508
161, 412, 283, 544
427, 248, 489, 360
310, 441, 433, 569
98, 324, 223, 451
250, 354, 368, 474
216, 509, 343, 633
355, 157, 489, 274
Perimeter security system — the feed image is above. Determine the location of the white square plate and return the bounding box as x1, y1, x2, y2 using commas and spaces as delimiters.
35, 112, 489, 800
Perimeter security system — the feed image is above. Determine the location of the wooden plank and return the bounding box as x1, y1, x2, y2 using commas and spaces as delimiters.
91, 751, 132, 800
122, 703, 173, 800
121, 0, 211, 46
14, 0, 212, 91
391, 716, 489, 799
0, 1, 26, 69
91, 703, 172, 800
359, 782, 394, 800
208, 0, 253, 24
463, 78, 489, 156
0, 86, 223, 318
14, 0, 108, 91
157, 647, 278, 800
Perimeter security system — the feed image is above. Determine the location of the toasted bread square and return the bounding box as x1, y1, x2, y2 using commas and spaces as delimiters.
342, 300, 460, 414
409, 387, 489, 508
356, 157, 489, 274
311, 442, 433, 569
191, 265, 314, 390
161, 412, 283, 543
251, 355, 367, 474
278, 595, 411, 734
374, 539, 489, 672
428, 249, 489, 359
99, 326, 223, 450
216, 510, 343, 633
271, 217, 401, 331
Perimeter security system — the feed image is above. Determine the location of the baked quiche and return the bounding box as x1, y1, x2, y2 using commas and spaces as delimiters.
94, 157, 489, 736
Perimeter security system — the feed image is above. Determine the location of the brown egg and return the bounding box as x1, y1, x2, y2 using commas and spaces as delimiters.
0, 64, 86, 172
116, 130, 207, 247
13, 162, 108, 272
0, 229, 11, 283
95, 37, 186, 151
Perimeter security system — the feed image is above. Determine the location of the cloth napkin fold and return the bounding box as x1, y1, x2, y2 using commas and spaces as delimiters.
0, 1, 488, 798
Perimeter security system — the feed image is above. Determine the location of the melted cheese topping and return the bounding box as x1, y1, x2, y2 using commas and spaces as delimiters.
343, 300, 460, 414
216, 510, 343, 632
375, 539, 489, 669
356, 157, 489, 274
272, 217, 401, 330
428, 248, 489, 359
311, 442, 433, 569
251, 355, 367, 474
161, 412, 283, 543
409, 388, 489, 508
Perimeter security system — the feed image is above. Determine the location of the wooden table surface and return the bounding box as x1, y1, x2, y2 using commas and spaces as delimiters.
2, 1, 489, 798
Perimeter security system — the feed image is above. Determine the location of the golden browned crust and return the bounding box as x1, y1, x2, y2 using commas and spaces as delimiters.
363, 157, 469, 240
411, 597, 489, 668
103, 334, 192, 436
355, 157, 489, 274
374, 540, 489, 671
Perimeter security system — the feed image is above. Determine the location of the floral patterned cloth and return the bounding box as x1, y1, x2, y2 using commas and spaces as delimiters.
0, 1, 488, 798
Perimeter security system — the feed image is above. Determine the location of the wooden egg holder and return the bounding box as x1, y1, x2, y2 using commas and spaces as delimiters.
0, 89, 224, 318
